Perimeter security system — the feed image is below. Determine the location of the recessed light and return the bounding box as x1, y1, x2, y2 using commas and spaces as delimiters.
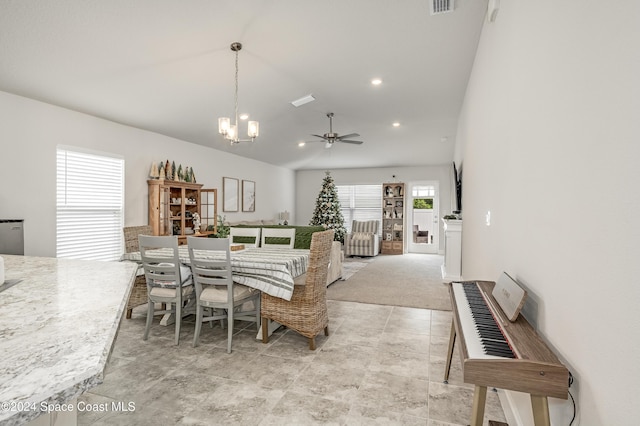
298, 141, 306, 147
371, 78, 382, 86
392, 122, 400, 127
239, 114, 249, 120
291, 94, 315, 107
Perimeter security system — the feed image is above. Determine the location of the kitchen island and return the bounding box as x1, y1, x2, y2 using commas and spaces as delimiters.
0, 255, 137, 426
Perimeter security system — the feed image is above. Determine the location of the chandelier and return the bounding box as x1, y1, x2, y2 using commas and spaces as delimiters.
218, 42, 259, 144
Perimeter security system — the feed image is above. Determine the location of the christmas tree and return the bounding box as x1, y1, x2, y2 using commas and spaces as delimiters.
309, 171, 346, 243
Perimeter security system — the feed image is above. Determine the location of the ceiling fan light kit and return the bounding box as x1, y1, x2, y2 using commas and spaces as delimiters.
218, 42, 259, 144
311, 112, 364, 148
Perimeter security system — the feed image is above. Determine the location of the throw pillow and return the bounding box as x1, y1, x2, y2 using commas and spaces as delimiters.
352, 232, 370, 241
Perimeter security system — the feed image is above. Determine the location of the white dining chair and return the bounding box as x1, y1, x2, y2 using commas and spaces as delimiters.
187, 236, 260, 353
229, 227, 261, 248
261, 227, 296, 249
139, 235, 193, 345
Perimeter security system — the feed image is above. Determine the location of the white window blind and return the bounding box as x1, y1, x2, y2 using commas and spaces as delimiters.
336, 184, 382, 234
56, 147, 124, 261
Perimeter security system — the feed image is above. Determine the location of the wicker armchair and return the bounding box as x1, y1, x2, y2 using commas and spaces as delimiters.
261, 229, 334, 350
122, 225, 153, 319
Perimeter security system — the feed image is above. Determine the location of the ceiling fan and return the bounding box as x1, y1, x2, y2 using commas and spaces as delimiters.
311, 112, 364, 148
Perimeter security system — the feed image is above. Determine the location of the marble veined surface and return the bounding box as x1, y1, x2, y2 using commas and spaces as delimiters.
0, 255, 137, 425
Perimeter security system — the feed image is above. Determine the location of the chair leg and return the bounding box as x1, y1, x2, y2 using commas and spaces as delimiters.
193, 304, 203, 348
324, 325, 329, 336
143, 300, 153, 341
262, 317, 269, 343
175, 301, 182, 346
255, 297, 261, 331
226, 306, 233, 354
309, 337, 316, 351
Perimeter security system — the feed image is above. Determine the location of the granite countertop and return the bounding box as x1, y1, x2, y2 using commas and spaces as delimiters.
0, 255, 137, 425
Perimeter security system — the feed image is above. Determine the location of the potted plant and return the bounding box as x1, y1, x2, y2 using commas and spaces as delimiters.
210, 214, 230, 238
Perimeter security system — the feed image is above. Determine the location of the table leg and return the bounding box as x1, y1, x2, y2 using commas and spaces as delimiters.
159, 313, 174, 326
256, 320, 282, 340
159, 298, 196, 326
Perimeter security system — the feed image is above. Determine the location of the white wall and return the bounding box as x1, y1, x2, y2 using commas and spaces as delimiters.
456, 1, 640, 424
0, 91, 294, 257
296, 166, 452, 251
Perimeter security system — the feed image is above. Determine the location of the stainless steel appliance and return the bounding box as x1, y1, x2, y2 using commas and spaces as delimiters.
0, 220, 24, 255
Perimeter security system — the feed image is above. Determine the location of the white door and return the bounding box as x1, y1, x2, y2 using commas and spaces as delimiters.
407, 181, 439, 254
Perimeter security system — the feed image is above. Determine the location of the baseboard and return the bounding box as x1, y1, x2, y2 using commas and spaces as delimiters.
498, 389, 526, 426
498, 389, 571, 426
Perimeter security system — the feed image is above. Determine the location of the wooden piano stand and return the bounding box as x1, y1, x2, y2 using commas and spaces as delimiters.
470, 384, 487, 426
445, 279, 568, 426
468, 384, 551, 426
530, 395, 551, 426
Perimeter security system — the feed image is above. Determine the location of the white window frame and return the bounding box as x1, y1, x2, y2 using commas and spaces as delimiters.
336, 184, 382, 235
56, 146, 124, 261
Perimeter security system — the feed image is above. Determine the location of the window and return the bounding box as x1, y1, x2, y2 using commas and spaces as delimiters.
56, 147, 124, 261
413, 185, 435, 197
413, 185, 435, 209
336, 184, 382, 234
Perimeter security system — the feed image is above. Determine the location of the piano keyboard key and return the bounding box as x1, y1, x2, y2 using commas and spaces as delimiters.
452, 282, 516, 359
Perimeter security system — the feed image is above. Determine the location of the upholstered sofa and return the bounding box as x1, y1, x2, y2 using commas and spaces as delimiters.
229, 223, 343, 285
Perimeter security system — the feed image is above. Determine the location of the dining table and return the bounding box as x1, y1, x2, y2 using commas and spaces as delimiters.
121, 245, 310, 336
121, 246, 309, 301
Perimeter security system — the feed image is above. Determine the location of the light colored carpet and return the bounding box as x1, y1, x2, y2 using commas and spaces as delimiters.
328, 253, 452, 311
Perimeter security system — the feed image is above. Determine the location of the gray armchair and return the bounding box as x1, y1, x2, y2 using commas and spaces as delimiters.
344, 220, 380, 257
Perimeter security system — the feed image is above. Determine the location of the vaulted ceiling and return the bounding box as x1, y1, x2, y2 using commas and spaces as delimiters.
0, 0, 487, 170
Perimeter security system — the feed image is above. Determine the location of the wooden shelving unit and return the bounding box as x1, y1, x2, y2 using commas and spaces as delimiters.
148, 180, 203, 245
381, 182, 405, 255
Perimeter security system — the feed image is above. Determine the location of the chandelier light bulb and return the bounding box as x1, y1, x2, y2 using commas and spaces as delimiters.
218, 117, 230, 135
248, 121, 259, 139
226, 124, 237, 141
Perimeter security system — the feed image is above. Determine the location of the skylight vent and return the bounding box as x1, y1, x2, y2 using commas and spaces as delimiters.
430, 0, 454, 15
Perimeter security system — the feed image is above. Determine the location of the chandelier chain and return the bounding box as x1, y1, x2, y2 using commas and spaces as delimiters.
234, 48, 239, 134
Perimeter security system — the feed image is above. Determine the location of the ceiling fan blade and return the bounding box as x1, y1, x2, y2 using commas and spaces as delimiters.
311, 134, 328, 140
338, 139, 364, 145
338, 133, 360, 140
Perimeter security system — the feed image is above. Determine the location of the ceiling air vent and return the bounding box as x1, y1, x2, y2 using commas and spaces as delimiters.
430, 0, 454, 15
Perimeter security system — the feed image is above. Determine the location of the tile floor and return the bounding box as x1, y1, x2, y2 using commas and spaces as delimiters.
78, 301, 506, 425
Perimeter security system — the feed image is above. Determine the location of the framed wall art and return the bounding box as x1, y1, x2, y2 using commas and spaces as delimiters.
223, 177, 238, 212
242, 180, 255, 212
